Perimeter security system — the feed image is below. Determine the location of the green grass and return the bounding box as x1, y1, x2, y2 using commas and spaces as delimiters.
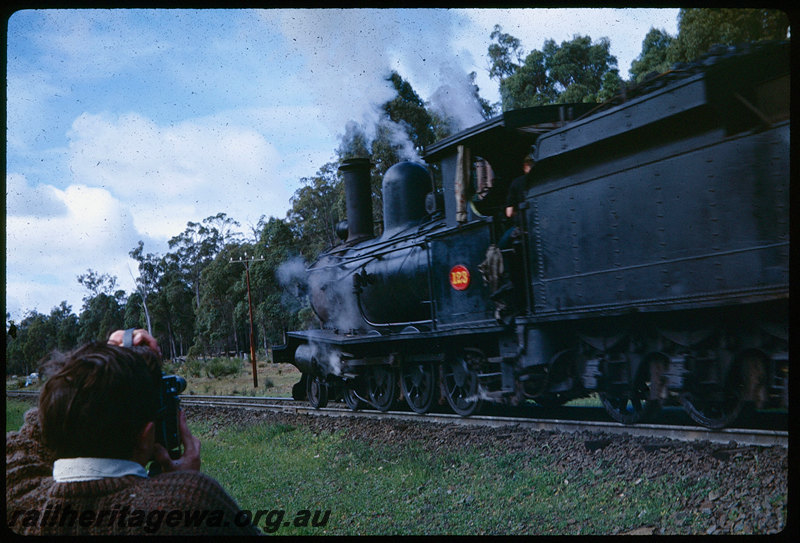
191, 416, 715, 535
5, 397, 782, 535
6, 399, 33, 433
162, 360, 300, 397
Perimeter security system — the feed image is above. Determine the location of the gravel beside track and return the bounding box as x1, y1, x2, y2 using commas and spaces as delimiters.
184, 404, 788, 535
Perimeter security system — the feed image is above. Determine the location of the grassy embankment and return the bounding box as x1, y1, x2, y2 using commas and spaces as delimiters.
7, 394, 729, 536
8, 358, 771, 535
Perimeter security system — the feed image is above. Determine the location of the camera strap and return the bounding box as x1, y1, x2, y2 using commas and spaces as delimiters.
122, 328, 135, 348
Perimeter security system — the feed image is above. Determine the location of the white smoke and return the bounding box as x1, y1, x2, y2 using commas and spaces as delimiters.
338, 116, 421, 164
277, 255, 363, 332
276, 257, 308, 302
426, 61, 485, 132
276, 9, 485, 155
278, 255, 361, 377
310, 342, 343, 377
306, 256, 363, 332
379, 118, 421, 163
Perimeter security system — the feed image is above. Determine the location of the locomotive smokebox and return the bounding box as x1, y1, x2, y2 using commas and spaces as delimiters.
339, 158, 374, 243
382, 162, 431, 236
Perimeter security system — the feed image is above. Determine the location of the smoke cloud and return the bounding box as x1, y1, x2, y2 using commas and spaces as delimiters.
381, 118, 422, 163
426, 61, 485, 132
276, 256, 309, 315
307, 257, 363, 332
277, 255, 363, 332
278, 255, 362, 376
276, 9, 485, 158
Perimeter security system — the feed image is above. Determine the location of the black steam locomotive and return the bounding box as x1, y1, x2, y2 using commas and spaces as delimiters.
274, 41, 789, 429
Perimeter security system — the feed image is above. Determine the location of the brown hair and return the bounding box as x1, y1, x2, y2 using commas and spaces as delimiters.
38, 343, 162, 459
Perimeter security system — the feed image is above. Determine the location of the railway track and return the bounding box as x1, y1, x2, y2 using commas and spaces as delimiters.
12, 390, 783, 448
8, 390, 787, 448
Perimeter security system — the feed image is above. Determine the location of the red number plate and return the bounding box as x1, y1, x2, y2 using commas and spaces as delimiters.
449, 265, 470, 291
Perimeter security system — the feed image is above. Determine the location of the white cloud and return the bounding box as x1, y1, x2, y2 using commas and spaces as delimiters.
6, 104, 327, 320
6, 173, 68, 217
6, 183, 140, 319
28, 10, 165, 80
65, 111, 295, 239
5, 70, 65, 153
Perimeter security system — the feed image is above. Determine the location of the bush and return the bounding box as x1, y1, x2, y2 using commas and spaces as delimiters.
183, 357, 204, 378
204, 357, 242, 379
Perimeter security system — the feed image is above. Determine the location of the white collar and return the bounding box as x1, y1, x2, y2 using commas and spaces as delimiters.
53, 457, 148, 482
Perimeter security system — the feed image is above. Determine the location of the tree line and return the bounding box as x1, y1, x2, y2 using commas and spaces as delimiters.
6, 9, 789, 377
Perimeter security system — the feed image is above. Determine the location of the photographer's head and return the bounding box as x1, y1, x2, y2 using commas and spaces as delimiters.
38, 343, 162, 461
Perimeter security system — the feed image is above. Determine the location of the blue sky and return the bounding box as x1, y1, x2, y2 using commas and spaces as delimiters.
5, 8, 679, 321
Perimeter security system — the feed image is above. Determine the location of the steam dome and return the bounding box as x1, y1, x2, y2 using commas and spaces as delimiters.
382, 161, 431, 235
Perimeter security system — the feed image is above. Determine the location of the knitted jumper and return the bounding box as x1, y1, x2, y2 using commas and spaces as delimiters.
6, 409, 261, 536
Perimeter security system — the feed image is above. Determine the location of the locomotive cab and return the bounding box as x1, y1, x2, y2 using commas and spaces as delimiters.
422, 104, 596, 323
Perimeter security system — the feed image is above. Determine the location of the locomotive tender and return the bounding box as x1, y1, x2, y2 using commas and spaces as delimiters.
274, 41, 789, 429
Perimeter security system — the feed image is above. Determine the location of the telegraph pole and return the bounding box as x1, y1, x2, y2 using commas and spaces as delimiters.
230, 253, 264, 388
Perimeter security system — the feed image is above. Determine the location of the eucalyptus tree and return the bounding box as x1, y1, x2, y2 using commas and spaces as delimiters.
487, 24, 525, 82
489, 27, 621, 110
250, 216, 308, 350
629, 28, 675, 84
51, 301, 80, 351
167, 213, 242, 309
129, 240, 158, 333
193, 244, 248, 357
629, 9, 789, 85
128, 241, 195, 358
77, 290, 126, 344
669, 8, 790, 65
6, 301, 80, 377
6, 311, 54, 376
287, 162, 344, 257
154, 252, 195, 359
544, 35, 621, 104
76, 269, 125, 343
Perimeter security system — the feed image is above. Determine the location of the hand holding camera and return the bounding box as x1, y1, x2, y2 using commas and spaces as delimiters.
153, 409, 201, 473
108, 329, 200, 474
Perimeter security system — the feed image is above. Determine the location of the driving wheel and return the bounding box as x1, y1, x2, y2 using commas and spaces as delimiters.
368, 366, 397, 412
401, 363, 437, 414
442, 351, 482, 417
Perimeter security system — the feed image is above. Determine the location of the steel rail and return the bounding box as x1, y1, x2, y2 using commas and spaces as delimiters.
176, 395, 788, 449
9, 390, 786, 448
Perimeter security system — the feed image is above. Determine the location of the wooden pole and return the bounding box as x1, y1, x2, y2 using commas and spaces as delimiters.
231, 254, 264, 388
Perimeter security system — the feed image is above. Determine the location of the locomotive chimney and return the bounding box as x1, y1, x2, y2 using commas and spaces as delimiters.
338, 158, 374, 243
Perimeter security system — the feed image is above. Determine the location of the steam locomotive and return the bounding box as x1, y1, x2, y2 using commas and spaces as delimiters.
274, 41, 789, 429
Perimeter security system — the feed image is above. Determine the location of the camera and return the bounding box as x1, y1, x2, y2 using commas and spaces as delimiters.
148, 373, 186, 475
156, 374, 187, 457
